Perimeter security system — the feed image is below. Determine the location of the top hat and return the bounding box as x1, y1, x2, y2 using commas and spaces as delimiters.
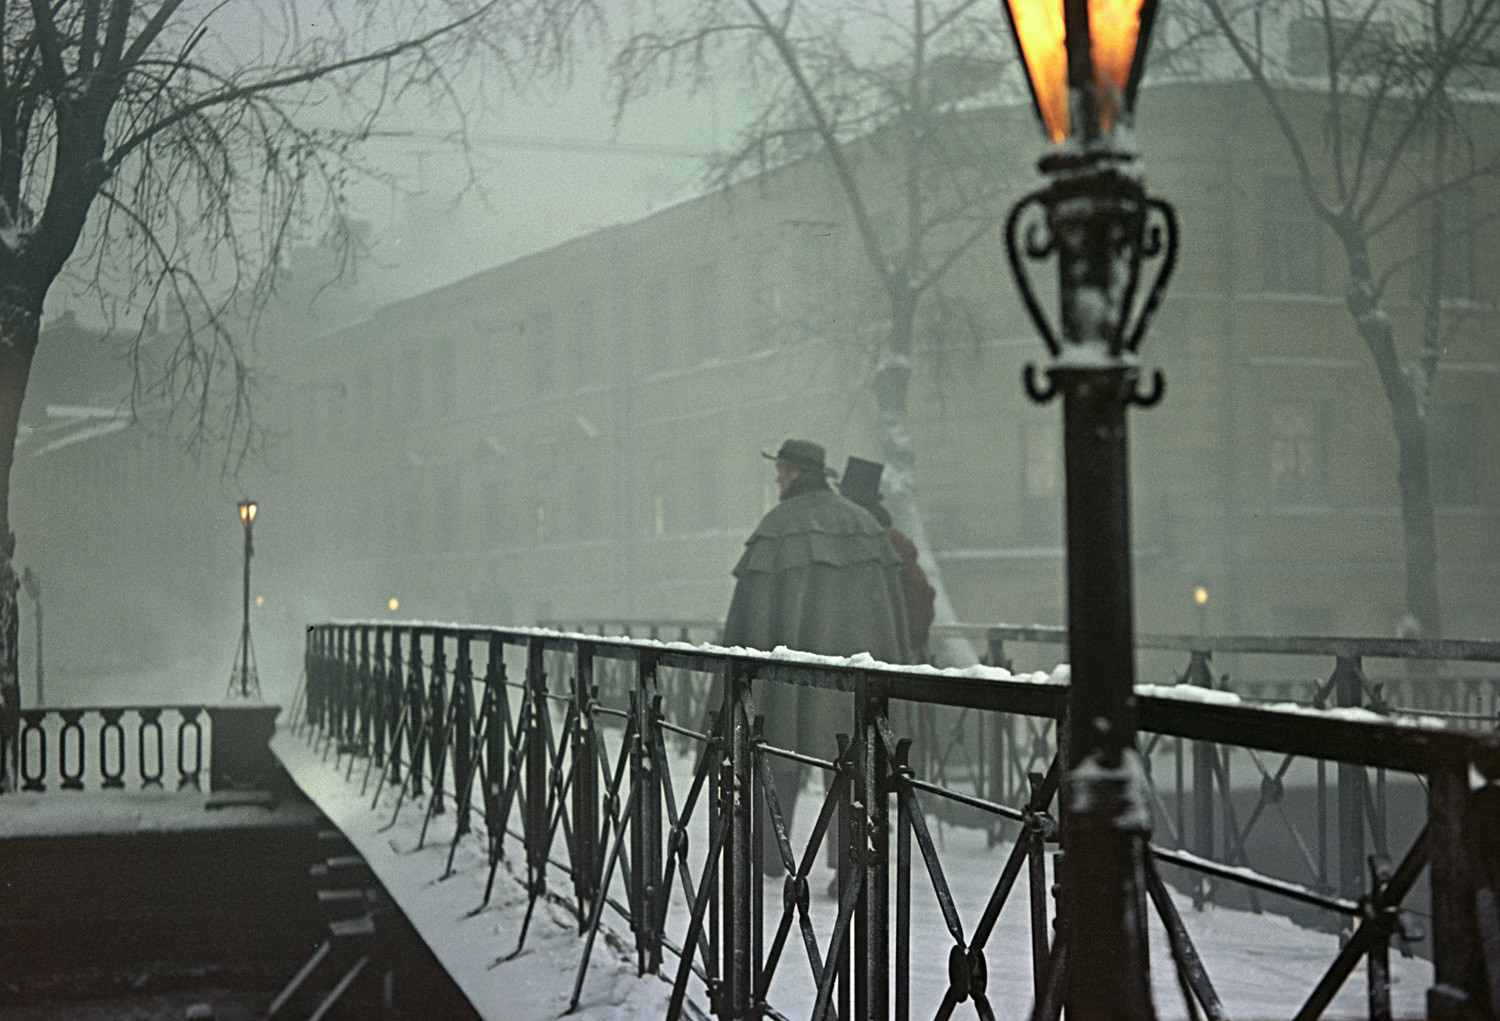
838, 456, 884, 508
762, 439, 836, 476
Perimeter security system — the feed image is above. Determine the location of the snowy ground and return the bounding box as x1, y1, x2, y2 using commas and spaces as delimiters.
272, 723, 1434, 1021
273, 729, 677, 1021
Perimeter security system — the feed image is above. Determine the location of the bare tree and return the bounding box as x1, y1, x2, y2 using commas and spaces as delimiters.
1187, 0, 1500, 638
0, 0, 592, 747
616, 0, 1021, 665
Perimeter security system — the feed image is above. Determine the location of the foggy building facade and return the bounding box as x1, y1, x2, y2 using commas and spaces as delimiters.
263, 79, 1500, 646
13, 76, 1498, 701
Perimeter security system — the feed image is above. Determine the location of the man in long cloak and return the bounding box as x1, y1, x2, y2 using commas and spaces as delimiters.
722, 438, 912, 874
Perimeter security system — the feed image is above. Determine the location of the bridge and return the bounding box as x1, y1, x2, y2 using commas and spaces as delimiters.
4, 622, 1498, 1019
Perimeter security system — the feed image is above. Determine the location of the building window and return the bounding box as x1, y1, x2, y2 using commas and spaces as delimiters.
573, 458, 596, 538
435, 482, 456, 549
1269, 403, 1325, 503
1263, 177, 1323, 294
1022, 421, 1061, 542
401, 349, 422, 418
691, 264, 720, 362
641, 281, 670, 374
401, 475, 422, 549
569, 299, 597, 389
484, 479, 503, 540
1417, 187, 1476, 302
434, 339, 456, 408
1271, 603, 1334, 637
650, 456, 668, 535
1023, 423, 1059, 499
1430, 402, 1481, 506
695, 450, 722, 532
799, 241, 838, 337
327, 384, 344, 442
751, 248, 784, 350
529, 311, 556, 394
303, 388, 321, 448
1286, 15, 1392, 78
381, 499, 397, 548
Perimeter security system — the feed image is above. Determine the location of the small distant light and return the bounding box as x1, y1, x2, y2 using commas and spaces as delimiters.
255, 595, 264, 606
1193, 585, 1208, 606
388, 598, 400, 612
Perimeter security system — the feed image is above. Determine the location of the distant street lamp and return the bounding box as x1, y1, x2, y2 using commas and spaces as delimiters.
998, 0, 1175, 1017
229, 499, 261, 700
1194, 583, 1209, 638
20, 568, 41, 705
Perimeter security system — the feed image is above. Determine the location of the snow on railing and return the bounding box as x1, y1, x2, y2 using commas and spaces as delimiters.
298, 622, 1500, 1021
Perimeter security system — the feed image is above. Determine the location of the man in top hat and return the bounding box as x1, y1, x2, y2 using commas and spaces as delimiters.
723, 439, 913, 876
838, 456, 936, 659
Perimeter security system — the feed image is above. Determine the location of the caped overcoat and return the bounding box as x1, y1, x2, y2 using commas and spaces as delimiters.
722, 486, 913, 759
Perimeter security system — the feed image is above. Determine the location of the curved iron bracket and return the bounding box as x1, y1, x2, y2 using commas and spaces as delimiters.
1122, 198, 1180, 354
1127, 368, 1166, 408
1023, 363, 1058, 405
1005, 187, 1062, 358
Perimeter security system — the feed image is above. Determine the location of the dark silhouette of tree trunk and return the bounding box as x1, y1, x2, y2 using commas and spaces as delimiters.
0, 0, 591, 776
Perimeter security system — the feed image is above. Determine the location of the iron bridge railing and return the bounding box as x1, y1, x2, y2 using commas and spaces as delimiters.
554, 619, 1500, 921
297, 622, 1500, 1021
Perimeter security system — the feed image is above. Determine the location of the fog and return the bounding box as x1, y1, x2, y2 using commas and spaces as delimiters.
11, 0, 1499, 715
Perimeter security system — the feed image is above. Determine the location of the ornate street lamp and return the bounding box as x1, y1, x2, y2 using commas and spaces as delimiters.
229, 499, 260, 700
997, 1, 1176, 1018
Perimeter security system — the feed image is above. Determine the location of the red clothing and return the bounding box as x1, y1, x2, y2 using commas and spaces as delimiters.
886, 526, 935, 652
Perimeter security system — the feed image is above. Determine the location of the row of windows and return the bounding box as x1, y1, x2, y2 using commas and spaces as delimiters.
353, 398, 1484, 561
1268, 401, 1483, 506
1261, 177, 1477, 300
302, 251, 847, 433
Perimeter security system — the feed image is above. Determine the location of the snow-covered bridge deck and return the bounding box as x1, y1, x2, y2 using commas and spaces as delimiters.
273, 718, 1445, 1020
272, 728, 676, 1020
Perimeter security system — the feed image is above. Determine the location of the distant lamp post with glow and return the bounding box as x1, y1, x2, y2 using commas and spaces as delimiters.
229, 499, 260, 700
1194, 583, 1209, 637
998, 0, 1176, 1017
388, 597, 400, 613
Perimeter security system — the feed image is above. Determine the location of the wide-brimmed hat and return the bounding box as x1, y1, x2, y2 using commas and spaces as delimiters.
762, 438, 836, 476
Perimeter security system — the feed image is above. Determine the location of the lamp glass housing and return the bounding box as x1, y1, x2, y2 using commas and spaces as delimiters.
238, 500, 258, 526
1002, 0, 1156, 141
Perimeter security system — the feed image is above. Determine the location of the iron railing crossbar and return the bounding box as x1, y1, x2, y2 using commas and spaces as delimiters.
932, 624, 1500, 664
303, 622, 1500, 1021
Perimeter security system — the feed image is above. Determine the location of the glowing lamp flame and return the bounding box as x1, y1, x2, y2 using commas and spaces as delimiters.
1006, 0, 1069, 142
1002, 0, 1155, 141
238, 499, 258, 526
1194, 586, 1208, 607
388, 597, 400, 612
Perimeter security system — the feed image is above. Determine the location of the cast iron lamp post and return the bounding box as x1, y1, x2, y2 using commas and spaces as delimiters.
229, 499, 260, 700
997, 0, 1176, 1017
